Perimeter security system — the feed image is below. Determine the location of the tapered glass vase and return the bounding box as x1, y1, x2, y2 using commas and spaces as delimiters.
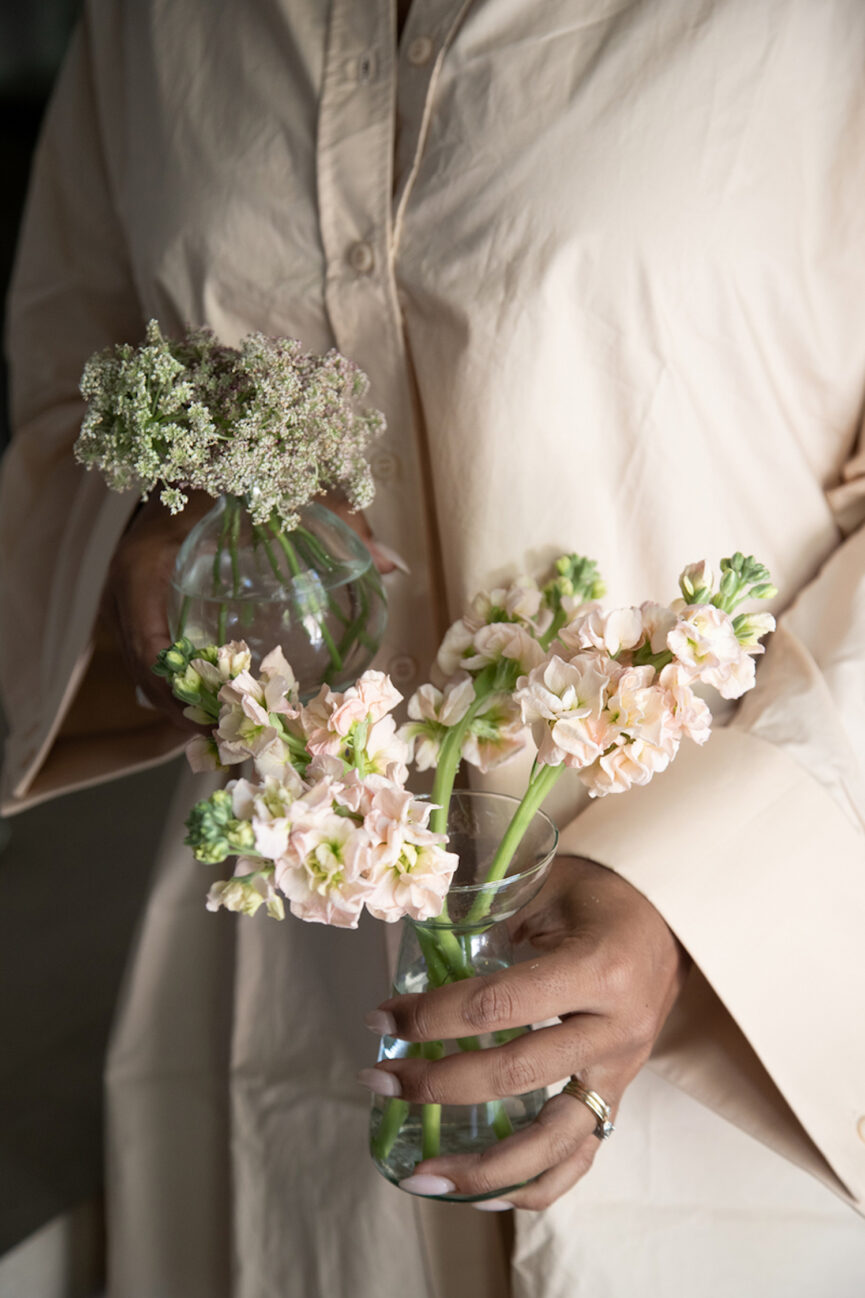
369, 789, 558, 1201
167, 494, 387, 697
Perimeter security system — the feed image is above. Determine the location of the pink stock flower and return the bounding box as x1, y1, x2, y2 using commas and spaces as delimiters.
274, 811, 375, 929
191, 640, 252, 689
400, 676, 476, 770
436, 619, 477, 676
360, 783, 458, 922
465, 577, 545, 630
639, 602, 678, 653
658, 663, 712, 745
301, 672, 403, 758
559, 604, 644, 656
215, 676, 291, 773
579, 736, 675, 797
516, 652, 619, 768
667, 604, 757, 699
462, 622, 547, 674
461, 693, 530, 773
185, 734, 222, 773
259, 645, 302, 718
207, 861, 285, 920
230, 773, 305, 861
605, 666, 678, 754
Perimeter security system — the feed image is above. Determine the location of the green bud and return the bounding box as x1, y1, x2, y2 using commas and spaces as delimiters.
152, 636, 199, 679
750, 582, 777, 601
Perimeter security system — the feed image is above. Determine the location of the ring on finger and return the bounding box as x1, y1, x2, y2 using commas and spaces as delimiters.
561, 1076, 615, 1141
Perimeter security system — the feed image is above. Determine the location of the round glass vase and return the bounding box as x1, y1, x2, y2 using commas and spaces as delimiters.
369, 789, 559, 1202
167, 494, 387, 697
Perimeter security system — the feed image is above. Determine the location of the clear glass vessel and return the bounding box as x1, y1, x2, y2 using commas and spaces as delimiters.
369, 789, 559, 1201
167, 494, 387, 697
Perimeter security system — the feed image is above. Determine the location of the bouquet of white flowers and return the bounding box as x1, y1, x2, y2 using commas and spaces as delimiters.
76, 321, 388, 691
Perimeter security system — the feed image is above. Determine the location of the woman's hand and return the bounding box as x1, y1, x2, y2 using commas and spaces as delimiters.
105, 491, 399, 729
360, 857, 689, 1210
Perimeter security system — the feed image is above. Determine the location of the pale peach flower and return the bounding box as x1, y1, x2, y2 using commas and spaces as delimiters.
215, 680, 290, 772
274, 812, 375, 928
400, 675, 476, 770
185, 734, 222, 773
461, 693, 530, 772
230, 773, 304, 860
516, 653, 619, 768
639, 602, 678, 654
667, 604, 757, 699
559, 605, 644, 657
579, 736, 674, 797
658, 663, 712, 745
466, 577, 544, 630
259, 645, 301, 718
207, 862, 285, 920
326, 670, 403, 735
462, 622, 547, 673
734, 611, 776, 647
678, 560, 714, 602
361, 715, 410, 780
436, 619, 477, 676
605, 666, 677, 754
192, 640, 253, 689
359, 783, 458, 922
300, 672, 403, 758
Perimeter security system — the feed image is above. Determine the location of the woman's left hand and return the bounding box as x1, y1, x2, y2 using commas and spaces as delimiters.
359, 856, 689, 1210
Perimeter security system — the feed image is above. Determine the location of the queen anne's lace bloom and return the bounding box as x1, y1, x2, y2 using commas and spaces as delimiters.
75, 320, 384, 529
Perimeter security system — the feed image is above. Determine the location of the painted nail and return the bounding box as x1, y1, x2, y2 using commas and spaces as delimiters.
398, 1174, 457, 1196
364, 1010, 397, 1036
472, 1199, 514, 1212
356, 1068, 402, 1098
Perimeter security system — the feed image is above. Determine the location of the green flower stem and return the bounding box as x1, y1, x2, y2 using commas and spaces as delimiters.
490, 1102, 514, 1140
269, 523, 345, 675
429, 664, 501, 838
292, 525, 380, 656
538, 606, 568, 651
228, 498, 241, 597
420, 1041, 444, 1160
176, 594, 191, 638
252, 523, 285, 585
370, 1096, 410, 1162
464, 763, 564, 927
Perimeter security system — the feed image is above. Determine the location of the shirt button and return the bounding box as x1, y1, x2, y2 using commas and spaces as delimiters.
406, 36, 434, 67
857, 1116, 865, 1144
371, 450, 401, 484
348, 241, 375, 274
389, 654, 418, 684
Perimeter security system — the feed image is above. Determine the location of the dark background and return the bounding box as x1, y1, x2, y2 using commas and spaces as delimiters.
0, 2, 181, 1274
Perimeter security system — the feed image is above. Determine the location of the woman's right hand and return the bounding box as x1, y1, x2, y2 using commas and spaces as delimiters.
105, 491, 214, 729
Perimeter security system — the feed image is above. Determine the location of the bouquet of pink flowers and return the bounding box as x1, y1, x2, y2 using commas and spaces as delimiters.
158, 550, 776, 939
156, 547, 776, 1183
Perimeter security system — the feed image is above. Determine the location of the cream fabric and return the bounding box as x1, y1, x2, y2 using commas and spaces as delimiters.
2, 1, 865, 1293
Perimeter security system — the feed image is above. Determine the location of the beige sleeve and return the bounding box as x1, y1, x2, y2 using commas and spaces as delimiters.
560, 450, 865, 1212
0, 9, 183, 816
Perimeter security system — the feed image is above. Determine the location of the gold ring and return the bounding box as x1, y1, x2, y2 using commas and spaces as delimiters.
562, 1076, 615, 1140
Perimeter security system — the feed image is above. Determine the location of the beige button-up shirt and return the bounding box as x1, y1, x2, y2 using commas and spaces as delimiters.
3, 1, 865, 1292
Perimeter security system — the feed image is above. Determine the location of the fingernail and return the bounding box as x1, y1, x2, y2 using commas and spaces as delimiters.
472, 1199, 514, 1212
399, 1174, 457, 1196
373, 542, 412, 574
364, 1010, 397, 1036
356, 1068, 402, 1097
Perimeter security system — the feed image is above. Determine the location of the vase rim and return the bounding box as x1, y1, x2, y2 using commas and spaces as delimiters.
440, 788, 558, 896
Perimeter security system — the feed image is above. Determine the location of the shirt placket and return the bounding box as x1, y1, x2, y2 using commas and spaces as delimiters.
315, 0, 472, 689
